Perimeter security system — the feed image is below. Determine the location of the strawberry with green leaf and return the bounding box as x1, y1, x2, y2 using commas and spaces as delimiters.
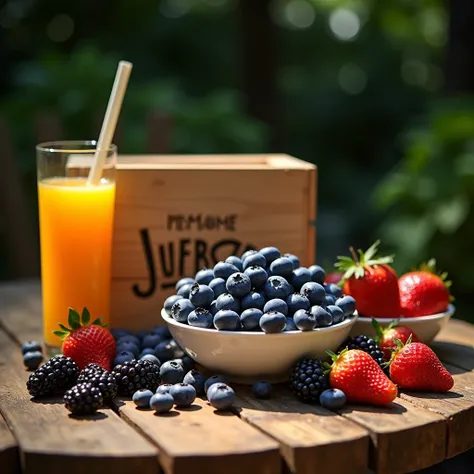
335, 240, 401, 319
399, 259, 452, 317
54, 308, 116, 370
372, 319, 421, 360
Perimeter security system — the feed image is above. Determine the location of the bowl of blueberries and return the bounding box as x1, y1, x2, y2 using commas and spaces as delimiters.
160, 247, 358, 383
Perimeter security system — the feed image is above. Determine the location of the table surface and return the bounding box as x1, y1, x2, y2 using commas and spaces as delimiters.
1, 281, 474, 474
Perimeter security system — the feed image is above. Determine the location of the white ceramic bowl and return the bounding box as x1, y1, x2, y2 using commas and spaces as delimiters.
161, 309, 358, 383
349, 304, 455, 343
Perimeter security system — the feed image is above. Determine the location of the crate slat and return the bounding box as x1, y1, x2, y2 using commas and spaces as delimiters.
0, 412, 19, 474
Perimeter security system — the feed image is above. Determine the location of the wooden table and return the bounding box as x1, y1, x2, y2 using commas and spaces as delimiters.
1, 281, 474, 474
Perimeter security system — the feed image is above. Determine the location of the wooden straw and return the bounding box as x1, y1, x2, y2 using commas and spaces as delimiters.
87, 60, 133, 185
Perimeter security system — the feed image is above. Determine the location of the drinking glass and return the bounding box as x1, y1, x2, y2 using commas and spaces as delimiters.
36, 141, 117, 353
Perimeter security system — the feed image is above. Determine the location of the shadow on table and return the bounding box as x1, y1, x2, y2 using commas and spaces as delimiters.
432, 341, 474, 372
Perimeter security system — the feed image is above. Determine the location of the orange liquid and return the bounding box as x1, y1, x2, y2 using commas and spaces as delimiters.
38, 178, 116, 347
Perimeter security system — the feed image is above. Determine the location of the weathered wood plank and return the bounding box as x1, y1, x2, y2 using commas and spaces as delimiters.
0, 329, 159, 474
235, 386, 369, 474
115, 397, 281, 474
0, 412, 19, 474
399, 363, 474, 459
336, 398, 446, 474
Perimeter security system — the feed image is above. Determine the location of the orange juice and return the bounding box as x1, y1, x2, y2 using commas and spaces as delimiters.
38, 178, 115, 347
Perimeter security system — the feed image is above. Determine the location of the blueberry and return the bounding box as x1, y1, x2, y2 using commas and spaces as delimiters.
177, 283, 194, 298
175, 277, 196, 291
210, 300, 219, 315
241, 249, 258, 261
208, 383, 235, 410
326, 283, 343, 298
180, 355, 195, 373
113, 351, 135, 366
290, 267, 311, 289
225, 255, 243, 271
154, 341, 175, 362
205, 375, 227, 395
135, 329, 149, 341
189, 283, 214, 308
183, 369, 207, 395
150, 326, 171, 339
301, 282, 326, 305
140, 354, 161, 366
23, 351, 43, 370
141, 333, 162, 349
293, 309, 316, 331
116, 340, 140, 356
139, 348, 155, 358
164, 295, 182, 315
21, 341, 42, 354
259, 311, 286, 333
264, 276, 291, 300
283, 253, 300, 269
209, 278, 227, 298
160, 360, 185, 384
259, 246, 281, 264
335, 295, 357, 317
244, 266, 268, 288
215, 293, 241, 313
242, 252, 266, 270
214, 310, 240, 331
156, 384, 173, 394
263, 298, 288, 316
327, 305, 345, 324
322, 294, 337, 307
311, 306, 333, 327
270, 257, 294, 279
213, 261, 240, 280
308, 265, 326, 284
252, 381, 272, 399
149, 393, 174, 413
171, 299, 196, 323
241, 291, 266, 311
110, 328, 132, 340
319, 388, 347, 409
195, 268, 215, 285
188, 308, 213, 328
133, 389, 154, 408
285, 317, 297, 331
286, 293, 311, 315
170, 383, 196, 407
226, 272, 252, 298
240, 308, 263, 330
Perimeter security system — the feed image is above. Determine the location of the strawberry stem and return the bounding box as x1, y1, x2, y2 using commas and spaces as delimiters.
349, 246, 359, 263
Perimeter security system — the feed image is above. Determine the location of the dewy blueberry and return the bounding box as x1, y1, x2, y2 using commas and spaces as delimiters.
270, 257, 294, 279
171, 299, 196, 323
188, 308, 214, 328
308, 265, 325, 285
263, 298, 288, 316
225, 255, 243, 271
208, 278, 227, 298
293, 309, 316, 331
244, 266, 268, 288
175, 277, 196, 291
259, 246, 281, 265
215, 293, 241, 313
264, 276, 291, 300
290, 267, 311, 289
241, 291, 266, 311
226, 272, 252, 298
213, 310, 240, 331
164, 294, 182, 315
259, 311, 286, 333
194, 268, 214, 285
286, 293, 310, 315
242, 252, 266, 270
189, 283, 214, 308
300, 282, 326, 305
213, 261, 240, 280
240, 308, 263, 330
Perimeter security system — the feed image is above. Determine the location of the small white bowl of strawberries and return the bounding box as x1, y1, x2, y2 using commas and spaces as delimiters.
334, 241, 455, 344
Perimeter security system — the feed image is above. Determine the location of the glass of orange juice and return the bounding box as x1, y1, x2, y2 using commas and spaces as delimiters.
36, 141, 117, 354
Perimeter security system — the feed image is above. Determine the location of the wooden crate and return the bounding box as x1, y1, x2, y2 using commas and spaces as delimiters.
110, 154, 317, 330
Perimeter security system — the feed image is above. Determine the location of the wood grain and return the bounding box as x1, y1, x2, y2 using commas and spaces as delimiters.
115, 397, 281, 474
235, 386, 368, 474
337, 398, 446, 474
0, 328, 159, 474
0, 413, 19, 474
399, 364, 474, 459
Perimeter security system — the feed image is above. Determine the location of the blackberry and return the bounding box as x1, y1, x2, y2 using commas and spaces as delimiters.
64, 383, 103, 415
76, 364, 118, 402
338, 335, 385, 369
26, 356, 79, 397
77, 363, 107, 383
289, 358, 329, 403
112, 359, 161, 396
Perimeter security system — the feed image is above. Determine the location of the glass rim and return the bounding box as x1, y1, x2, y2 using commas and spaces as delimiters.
36, 140, 117, 154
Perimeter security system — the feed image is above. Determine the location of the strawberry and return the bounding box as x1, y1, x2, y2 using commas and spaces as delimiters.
53, 308, 116, 370
399, 259, 452, 317
327, 349, 397, 406
335, 240, 401, 319
372, 319, 421, 360
389, 338, 454, 392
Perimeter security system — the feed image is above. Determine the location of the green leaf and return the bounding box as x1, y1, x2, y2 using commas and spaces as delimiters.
81, 307, 91, 325
68, 308, 81, 330
58, 323, 71, 333
91, 318, 102, 326
53, 330, 66, 338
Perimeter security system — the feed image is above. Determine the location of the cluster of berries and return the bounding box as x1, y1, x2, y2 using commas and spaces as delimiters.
290, 324, 454, 407
165, 246, 356, 333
